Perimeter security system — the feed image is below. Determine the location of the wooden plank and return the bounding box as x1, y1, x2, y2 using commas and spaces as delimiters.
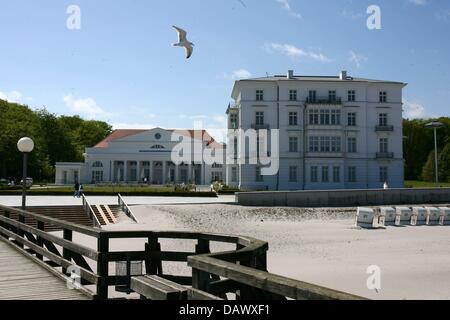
95, 205, 110, 225
188, 288, 224, 301
131, 275, 187, 300
103, 205, 117, 224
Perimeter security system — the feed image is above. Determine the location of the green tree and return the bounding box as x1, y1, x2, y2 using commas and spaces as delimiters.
438, 143, 450, 183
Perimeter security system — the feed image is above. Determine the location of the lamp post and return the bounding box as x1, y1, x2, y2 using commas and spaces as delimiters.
425, 122, 444, 187
17, 137, 34, 209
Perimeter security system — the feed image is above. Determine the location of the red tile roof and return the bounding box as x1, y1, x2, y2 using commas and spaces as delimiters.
93, 129, 224, 149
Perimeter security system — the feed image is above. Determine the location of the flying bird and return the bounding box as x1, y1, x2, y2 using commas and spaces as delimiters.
172, 26, 194, 59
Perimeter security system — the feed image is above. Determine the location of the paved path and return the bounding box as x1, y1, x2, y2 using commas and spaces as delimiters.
0, 195, 236, 207
0, 239, 89, 300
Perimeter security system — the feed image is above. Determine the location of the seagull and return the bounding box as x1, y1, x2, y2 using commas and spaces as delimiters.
172, 26, 194, 59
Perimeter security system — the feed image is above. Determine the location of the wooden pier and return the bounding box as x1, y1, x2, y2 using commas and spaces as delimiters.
0, 204, 365, 300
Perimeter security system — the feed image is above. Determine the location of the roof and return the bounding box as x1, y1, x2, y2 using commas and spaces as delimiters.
93, 129, 224, 149
238, 75, 406, 85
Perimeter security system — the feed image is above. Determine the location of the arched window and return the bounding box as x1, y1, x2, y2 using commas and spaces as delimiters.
92, 161, 103, 168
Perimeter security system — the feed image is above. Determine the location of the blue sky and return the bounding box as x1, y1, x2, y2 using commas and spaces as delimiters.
0, 0, 449, 140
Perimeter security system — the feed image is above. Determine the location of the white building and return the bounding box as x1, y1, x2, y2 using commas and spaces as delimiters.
226, 70, 407, 191
55, 128, 225, 185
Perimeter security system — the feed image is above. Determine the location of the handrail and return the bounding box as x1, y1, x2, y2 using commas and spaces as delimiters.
81, 194, 102, 228
118, 194, 139, 223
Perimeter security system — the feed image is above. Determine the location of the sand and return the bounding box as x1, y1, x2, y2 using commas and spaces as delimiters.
110, 203, 450, 300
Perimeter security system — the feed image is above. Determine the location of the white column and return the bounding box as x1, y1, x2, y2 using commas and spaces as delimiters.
162, 161, 167, 185
188, 163, 192, 183
123, 161, 128, 182
200, 164, 205, 185
149, 161, 153, 184
175, 165, 179, 183
137, 161, 141, 182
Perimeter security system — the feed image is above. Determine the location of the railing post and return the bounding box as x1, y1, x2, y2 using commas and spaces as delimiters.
96, 233, 109, 300
145, 236, 162, 275
17, 213, 25, 248
62, 229, 73, 274
192, 239, 214, 293
36, 221, 45, 260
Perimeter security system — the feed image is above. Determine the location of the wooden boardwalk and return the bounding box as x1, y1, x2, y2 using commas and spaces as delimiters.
0, 239, 89, 300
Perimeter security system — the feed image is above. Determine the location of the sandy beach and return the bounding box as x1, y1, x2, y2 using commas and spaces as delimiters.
103, 203, 450, 300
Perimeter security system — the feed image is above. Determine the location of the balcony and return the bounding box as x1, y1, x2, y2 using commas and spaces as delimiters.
376, 152, 394, 159
375, 125, 394, 132
306, 97, 342, 105
251, 124, 270, 130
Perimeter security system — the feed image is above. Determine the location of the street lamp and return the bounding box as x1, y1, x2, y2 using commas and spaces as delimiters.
17, 137, 34, 209
425, 122, 444, 187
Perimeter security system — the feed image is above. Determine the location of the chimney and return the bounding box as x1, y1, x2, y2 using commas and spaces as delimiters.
340, 70, 348, 80
287, 70, 294, 79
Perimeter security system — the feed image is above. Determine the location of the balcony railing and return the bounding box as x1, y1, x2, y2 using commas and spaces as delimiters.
375, 125, 394, 132
306, 97, 342, 105
376, 152, 394, 159
251, 124, 270, 130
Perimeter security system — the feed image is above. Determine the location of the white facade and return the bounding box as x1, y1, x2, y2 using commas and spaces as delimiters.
55, 128, 225, 185
226, 70, 407, 191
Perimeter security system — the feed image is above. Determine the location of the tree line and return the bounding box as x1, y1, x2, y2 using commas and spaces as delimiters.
1, 98, 449, 183
0, 99, 111, 182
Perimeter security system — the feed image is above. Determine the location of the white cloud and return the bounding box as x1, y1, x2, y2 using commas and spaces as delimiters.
231, 69, 252, 79
267, 43, 332, 62
63, 94, 108, 119
403, 100, 434, 119
341, 9, 364, 20
348, 50, 368, 68
0, 90, 24, 103
111, 123, 156, 130
276, 0, 302, 19
407, 0, 427, 5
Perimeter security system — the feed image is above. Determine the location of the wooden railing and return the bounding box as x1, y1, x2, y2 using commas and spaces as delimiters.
0, 204, 365, 300
118, 194, 139, 223
81, 194, 101, 228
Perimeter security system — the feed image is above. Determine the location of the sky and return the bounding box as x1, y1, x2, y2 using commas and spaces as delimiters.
0, 0, 449, 142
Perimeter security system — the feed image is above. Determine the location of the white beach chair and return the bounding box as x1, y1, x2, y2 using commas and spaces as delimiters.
356, 207, 376, 229
380, 207, 397, 226
438, 207, 450, 226
412, 207, 428, 226
426, 207, 442, 226
396, 207, 413, 226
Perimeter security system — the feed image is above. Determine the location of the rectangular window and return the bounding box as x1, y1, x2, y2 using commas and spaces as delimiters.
289, 166, 298, 182
329, 90, 336, 101
289, 90, 297, 101
289, 112, 298, 126
231, 167, 237, 182
347, 112, 356, 126
311, 166, 318, 183
348, 90, 356, 102
92, 171, 103, 182
379, 113, 388, 126
379, 166, 388, 183
230, 114, 238, 129
322, 166, 329, 183
347, 137, 357, 153
289, 137, 298, 153
348, 167, 357, 183
320, 136, 331, 152
255, 112, 264, 125
320, 110, 331, 125
256, 90, 264, 101
309, 109, 319, 125
379, 91, 387, 103
309, 136, 319, 152
333, 166, 341, 183
331, 110, 341, 125
308, 90, 316, 102
379, 138, 388, 153
331, 137, 341, 152
256, 166, 264, 182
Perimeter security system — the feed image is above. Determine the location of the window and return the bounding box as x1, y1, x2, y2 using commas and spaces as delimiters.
379, 138, 388, 153
151, 145, 165, 149
331, 110, 341, 125
329, 90, 337, 101
289, 137, 298, 153
212, 172, 223, 182
308, 90, 316, 102
309, 136, 319, 152
92, 161, 103, 168
212, 163, 223, 169
231, 167, 238, 182
92, 171, 103, 183
255, 111, 264, 125
347, 112, 356, 126
333, 167, 341, 183
311, 166, 318, 182
230, 114, 238, 129
348, 167, 357, 183
256, 90, 264, 101
309, 109, 319, 125
379, 91, 387, 103
322, 166, 329, 183
256, 166, 264, 182
379, 113, 388, 126
289, 112, 298, 126
348, 90, 356, 102
320, 110, 330, 125
379, 166, 388, 183
331, 137, 341, 152
289, 90, 297, 101
289, 166, 298, 182
320, 136, 331, 152
347, 137, 357, 153
233, 137, 238, 158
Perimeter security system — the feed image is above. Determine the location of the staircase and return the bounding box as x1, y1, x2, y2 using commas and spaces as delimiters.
90, 205, 120, 226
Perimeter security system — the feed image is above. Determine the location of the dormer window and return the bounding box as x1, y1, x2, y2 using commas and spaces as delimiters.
151, 145, 165, 149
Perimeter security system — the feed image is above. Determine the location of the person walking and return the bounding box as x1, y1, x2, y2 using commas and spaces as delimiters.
74, 182, 80, 197
78, 184, 84, 198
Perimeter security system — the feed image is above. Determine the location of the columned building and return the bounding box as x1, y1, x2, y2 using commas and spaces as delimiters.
55, 128, 225, 185
226, 70, 407, 191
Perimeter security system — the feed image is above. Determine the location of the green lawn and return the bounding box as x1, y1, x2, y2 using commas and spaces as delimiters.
405, 180, 450, 188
